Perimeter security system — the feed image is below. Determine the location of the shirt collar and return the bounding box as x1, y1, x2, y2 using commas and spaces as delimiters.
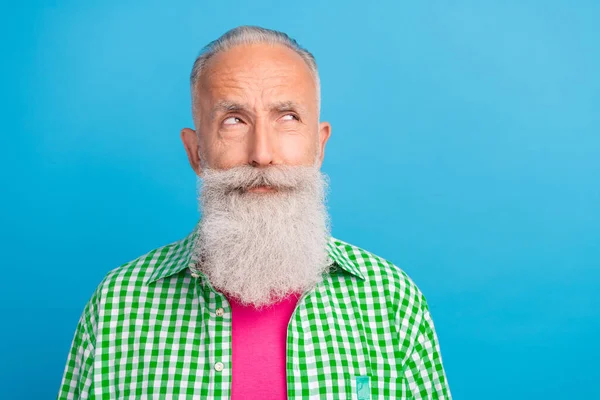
144, 224, 365, 285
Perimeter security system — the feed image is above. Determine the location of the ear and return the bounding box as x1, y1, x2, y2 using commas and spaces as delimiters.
180, 127, 203, 175
316, 121, 332, 168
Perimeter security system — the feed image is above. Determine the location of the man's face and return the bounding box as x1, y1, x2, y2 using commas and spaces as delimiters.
181, 42, 332, 306
181, 43, 331, 186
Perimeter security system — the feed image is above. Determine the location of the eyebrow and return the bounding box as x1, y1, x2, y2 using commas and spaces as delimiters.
270, 100, 305, 114
209, 99, 306, 121
210, 100, 246, 121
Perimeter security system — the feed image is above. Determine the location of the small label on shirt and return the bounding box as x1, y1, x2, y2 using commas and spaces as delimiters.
356, 375, 370, 400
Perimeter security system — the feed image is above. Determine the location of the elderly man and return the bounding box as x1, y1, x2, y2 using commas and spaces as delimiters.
58, 26, 451, 399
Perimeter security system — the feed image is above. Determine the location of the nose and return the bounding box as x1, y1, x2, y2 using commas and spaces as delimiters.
248, 119, 275, 167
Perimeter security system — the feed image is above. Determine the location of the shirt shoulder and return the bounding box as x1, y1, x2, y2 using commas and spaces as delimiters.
86, 236, 191, 308
103, 241, 182, 287
330, 237, 429, 314
77, 238, 189, 334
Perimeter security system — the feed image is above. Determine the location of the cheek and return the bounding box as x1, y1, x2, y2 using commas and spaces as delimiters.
278, 133, 318, 164
201, 134, 248, 169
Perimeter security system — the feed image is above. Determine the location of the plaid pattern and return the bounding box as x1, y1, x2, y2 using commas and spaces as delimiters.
58, 225, 451, 399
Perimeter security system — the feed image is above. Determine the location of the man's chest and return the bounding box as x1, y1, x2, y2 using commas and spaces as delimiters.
91, 278, 415, 399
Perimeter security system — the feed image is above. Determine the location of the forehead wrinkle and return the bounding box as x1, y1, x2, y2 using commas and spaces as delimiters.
210, 61, 307, 95
201, 63, 258, 95
200, 60, 316, 120
196, 42, 319, 103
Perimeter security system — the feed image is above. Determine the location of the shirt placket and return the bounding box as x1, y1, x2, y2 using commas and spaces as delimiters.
191, 267, 232, 399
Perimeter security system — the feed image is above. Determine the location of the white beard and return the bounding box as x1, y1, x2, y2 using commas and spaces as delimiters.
193, 164, 332, 309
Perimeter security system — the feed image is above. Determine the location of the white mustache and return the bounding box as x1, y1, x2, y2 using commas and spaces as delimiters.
200, 165, 320, 193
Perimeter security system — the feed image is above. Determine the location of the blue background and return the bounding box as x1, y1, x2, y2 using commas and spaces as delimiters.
1, 1, 599, 398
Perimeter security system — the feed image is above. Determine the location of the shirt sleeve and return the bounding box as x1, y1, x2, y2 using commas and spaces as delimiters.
403, 306, 452, 399
57, 306, 96, 399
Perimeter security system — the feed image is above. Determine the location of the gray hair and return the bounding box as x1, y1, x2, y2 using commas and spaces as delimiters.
189, 25, 321, 113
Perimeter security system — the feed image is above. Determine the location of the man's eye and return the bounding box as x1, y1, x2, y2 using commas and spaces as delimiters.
280, 113, 298, 122
223, 117, 242, 125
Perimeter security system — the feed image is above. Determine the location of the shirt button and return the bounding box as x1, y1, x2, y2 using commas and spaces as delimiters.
216, 308, 224, 317
214, 362, 224, 372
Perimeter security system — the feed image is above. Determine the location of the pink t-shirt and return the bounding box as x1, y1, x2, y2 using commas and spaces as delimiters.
227, 292, 302, 400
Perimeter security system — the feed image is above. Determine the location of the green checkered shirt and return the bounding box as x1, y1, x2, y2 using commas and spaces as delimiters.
58, 225, 451, 399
